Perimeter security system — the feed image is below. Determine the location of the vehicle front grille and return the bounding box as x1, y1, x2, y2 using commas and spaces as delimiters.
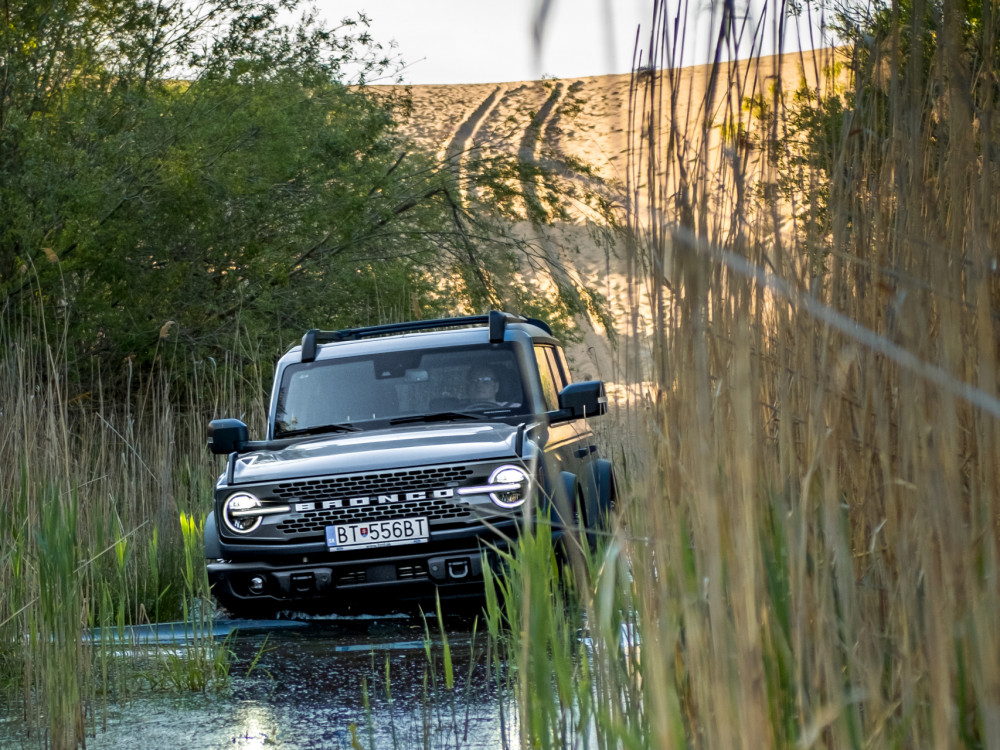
276, 498, 470, 535
272, 466, 474, 503
271, 465, 478, 539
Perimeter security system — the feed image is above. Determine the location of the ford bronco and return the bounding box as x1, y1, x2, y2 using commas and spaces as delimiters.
204, 311, 616, 616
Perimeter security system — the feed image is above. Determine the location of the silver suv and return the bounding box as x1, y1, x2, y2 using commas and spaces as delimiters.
204, 311, 616, 616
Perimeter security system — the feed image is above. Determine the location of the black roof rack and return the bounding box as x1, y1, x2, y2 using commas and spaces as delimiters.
299, 310, 553, 363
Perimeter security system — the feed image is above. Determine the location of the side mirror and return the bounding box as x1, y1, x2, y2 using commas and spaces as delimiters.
554, 381, 608, 420
208, 418, 249, 455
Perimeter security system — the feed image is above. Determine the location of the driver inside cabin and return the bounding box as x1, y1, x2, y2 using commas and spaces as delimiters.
467, 365, 516, 407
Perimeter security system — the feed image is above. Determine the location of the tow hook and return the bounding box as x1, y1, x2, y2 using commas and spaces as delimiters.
446, 559, 470, 580
428, 555, 481, 582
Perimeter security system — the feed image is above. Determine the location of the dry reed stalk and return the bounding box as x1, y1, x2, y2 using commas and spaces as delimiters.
0, 304, 270, 740
620, 1, 999, 747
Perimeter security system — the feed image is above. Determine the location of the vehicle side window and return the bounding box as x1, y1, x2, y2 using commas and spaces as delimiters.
553, 347, 572, 385
533, 345, 560, 411
545, 347, 568, 391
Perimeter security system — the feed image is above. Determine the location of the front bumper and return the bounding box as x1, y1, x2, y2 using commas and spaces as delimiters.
208, 519, 519, 613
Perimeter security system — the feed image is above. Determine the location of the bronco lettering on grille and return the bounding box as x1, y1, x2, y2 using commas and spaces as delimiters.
293, 487, 456, 512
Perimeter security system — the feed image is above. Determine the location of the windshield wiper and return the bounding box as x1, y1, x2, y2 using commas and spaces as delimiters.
389, 411, 485, 425
278, 422, 363, 438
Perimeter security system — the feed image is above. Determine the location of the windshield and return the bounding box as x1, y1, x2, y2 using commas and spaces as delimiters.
274, 344, 529, 437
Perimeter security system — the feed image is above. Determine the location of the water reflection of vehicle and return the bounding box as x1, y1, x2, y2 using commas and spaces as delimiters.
205, 312, 617, 617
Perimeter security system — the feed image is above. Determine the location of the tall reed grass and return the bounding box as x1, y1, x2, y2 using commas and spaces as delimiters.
483, 2, 1000, 748
0, 303, 269, 746
4, 4, 996, 748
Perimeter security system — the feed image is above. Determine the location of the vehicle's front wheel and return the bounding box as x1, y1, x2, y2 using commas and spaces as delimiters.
586, 459, 618, 532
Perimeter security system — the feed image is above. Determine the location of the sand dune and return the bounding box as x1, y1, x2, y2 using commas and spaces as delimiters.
379, 49, 839, 387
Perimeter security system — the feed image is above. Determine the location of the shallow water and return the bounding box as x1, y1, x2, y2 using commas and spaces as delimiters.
2, 613, 519, 750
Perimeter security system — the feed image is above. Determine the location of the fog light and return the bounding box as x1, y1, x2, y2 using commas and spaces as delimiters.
248, 576, 266, 594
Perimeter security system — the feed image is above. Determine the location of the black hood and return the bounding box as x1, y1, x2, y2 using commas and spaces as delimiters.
231, 422, 528, 484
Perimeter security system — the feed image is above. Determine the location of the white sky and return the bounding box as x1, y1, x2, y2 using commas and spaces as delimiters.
336, 0, 652, 84
316, 1, 832, 85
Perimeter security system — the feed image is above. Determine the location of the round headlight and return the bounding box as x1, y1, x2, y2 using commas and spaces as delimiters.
223, 492, 263, 534
488, 465, 531, 509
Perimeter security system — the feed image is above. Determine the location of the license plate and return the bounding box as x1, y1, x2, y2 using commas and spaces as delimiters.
326, 517, 429, 551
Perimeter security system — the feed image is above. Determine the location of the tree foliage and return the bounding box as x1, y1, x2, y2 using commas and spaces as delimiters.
0, 0, 611, 394
743, 1, 999, 264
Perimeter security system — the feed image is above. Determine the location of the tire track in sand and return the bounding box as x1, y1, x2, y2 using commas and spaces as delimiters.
441, 86, 506, 200
513, 82, 591, 321
517, 82, 565, 194
444, 85, 504, 160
